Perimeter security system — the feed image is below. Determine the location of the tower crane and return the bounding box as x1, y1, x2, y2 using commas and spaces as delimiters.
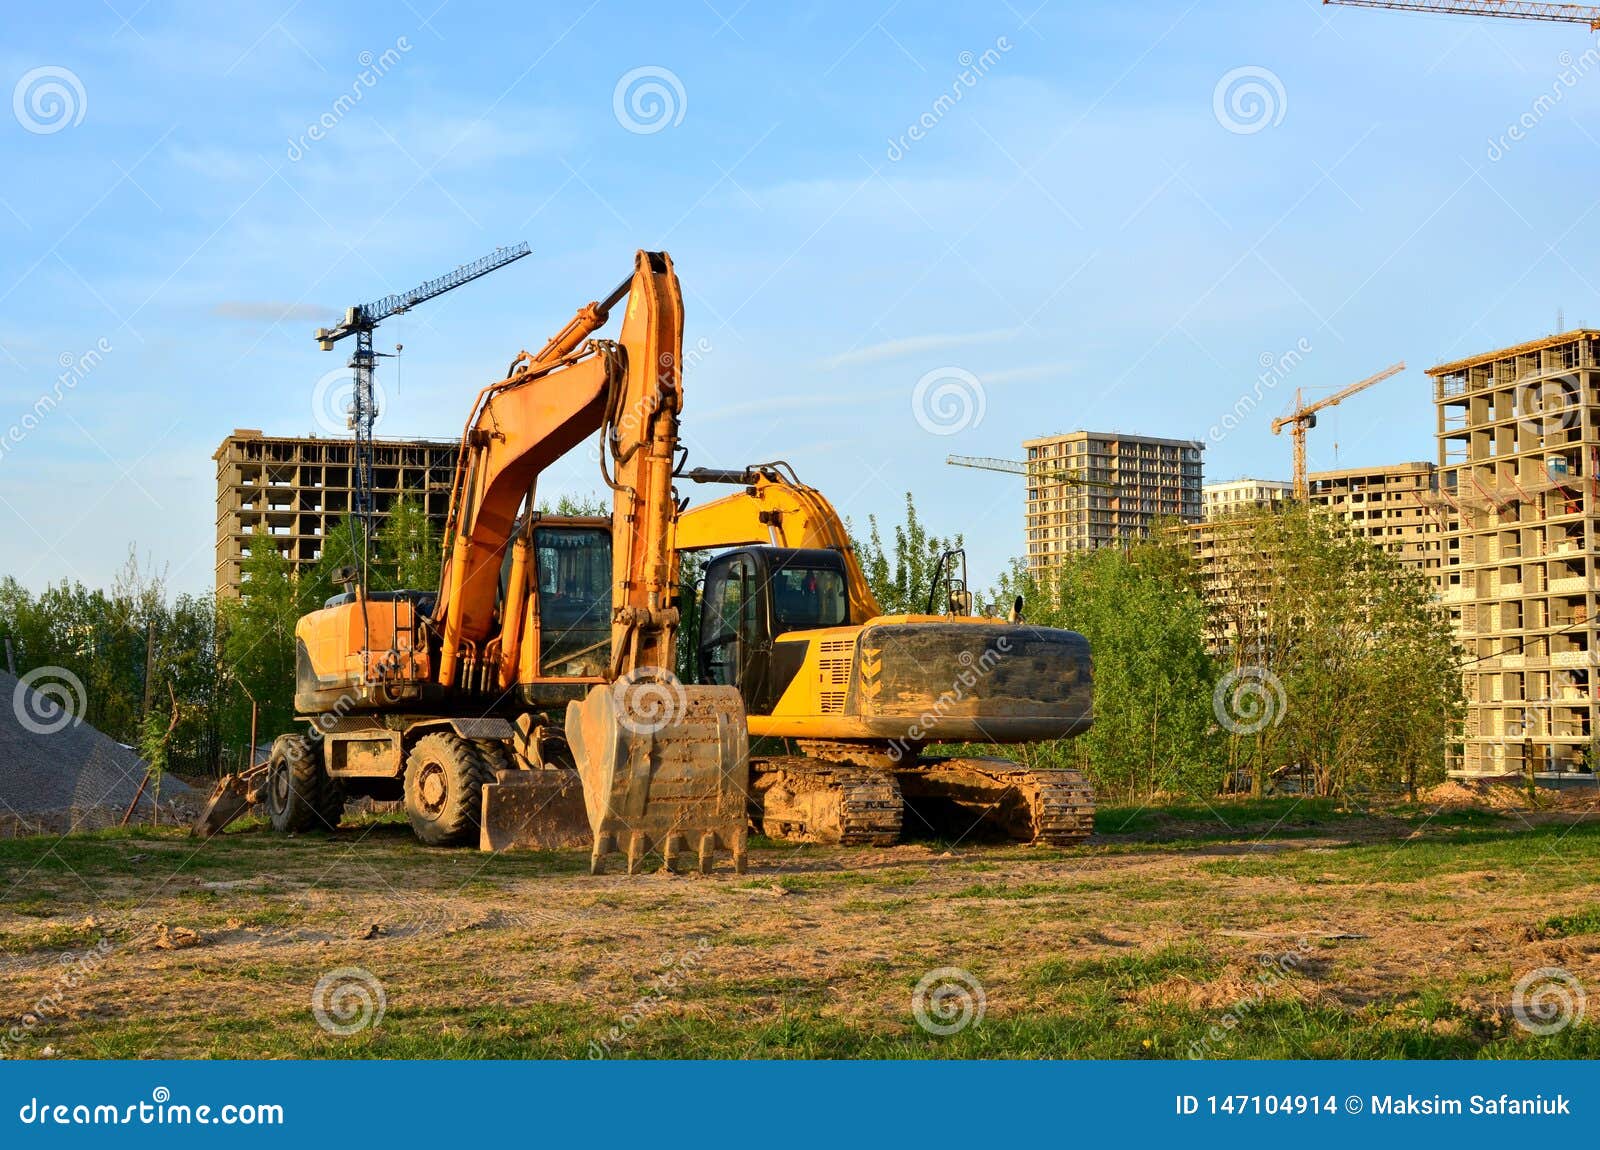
945, 454, 1110, 488
1323, 1, 1600, 29
1271, 362, 1406, 500
315, 242, 533, 567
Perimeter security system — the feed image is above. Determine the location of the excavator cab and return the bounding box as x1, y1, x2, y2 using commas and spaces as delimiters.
526, 520, 612, 682
697, 547, 850, 706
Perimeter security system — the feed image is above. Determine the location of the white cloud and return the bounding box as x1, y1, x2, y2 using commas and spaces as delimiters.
821, 328, 1021, 369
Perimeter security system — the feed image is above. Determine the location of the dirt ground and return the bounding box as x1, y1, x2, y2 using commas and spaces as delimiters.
1, 793, 1597, 1059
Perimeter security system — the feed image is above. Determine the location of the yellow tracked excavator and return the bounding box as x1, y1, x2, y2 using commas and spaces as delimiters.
673, 463, 1096, 847
195, 251, 748, 874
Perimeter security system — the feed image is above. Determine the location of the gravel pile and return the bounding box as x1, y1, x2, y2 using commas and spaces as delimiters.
0, 670, 193, 836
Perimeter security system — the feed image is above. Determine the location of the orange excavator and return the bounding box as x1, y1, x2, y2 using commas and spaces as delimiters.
194, 251, 749, 874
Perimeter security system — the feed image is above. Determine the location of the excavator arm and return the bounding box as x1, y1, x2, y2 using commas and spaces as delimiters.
432, 252, 687, 690
432, 250, 747, 873
675, 463, 882, 623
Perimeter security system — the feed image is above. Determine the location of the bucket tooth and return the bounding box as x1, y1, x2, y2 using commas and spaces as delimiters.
590, 832, 618, 874
627, 830, 648, 875
663, 832, 689, 873
697, 832, 716, 874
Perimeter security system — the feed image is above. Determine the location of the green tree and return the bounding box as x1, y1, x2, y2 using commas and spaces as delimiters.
851, 494, 963, 615
376, 498, 441, 592
0, 552, 223, 774
1208, 505, 1463, 797
217, 530, 306, 750
996, 541, 1223, 802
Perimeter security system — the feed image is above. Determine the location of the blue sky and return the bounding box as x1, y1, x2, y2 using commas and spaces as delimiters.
3, 0, 1599, 596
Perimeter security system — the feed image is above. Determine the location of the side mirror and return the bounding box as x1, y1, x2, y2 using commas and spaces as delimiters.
1009, 595, 1024, 624
333, 565, 360, 587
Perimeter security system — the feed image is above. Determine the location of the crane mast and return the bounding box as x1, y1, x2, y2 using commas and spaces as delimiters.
315, 242, 533, 573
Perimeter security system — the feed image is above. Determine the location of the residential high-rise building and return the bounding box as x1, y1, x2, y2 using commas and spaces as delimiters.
213, 430, 459, 597
1306, 461, 1445, 579
1023, 431, 1203, 570
1203, 478, 1291, 520
1430, 329, 1600, 778
1185, 463, 1447, 655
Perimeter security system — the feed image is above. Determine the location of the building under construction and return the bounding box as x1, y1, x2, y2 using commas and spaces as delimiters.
1430, 330, 1600, 778
1023, 430, 1203, 570
1307, 461, 1444, 580
213, 430, 459, 597
1185, 462, 1444, 653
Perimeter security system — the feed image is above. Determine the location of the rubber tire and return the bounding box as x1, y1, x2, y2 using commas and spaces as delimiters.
266, 734, 342, 833
403, 732, 493, 846
474, 738, 514, 777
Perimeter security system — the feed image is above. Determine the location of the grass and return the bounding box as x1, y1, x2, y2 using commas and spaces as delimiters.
1094, 796, 1359, 837
1, 796, 1597, 1060
1199, 821, 1600, 885
1539, 905, 1600, 938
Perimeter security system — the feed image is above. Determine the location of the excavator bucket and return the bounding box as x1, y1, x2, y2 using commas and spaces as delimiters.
565, 679, 749, 875
190, 766, 267, 839
479, 769, 592, 852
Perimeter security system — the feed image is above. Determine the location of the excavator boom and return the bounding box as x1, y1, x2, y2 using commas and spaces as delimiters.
433, 251, 747, 872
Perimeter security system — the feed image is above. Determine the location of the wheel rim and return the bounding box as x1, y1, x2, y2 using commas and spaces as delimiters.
416, 761, 448, 816
268, 760, 290, 815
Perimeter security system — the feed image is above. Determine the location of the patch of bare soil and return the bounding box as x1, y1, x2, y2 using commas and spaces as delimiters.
1, 809, 1598, 1057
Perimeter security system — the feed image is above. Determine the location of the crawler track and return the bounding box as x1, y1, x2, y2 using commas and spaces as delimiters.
749, 753, 1094, 847
749, 757, 903, 845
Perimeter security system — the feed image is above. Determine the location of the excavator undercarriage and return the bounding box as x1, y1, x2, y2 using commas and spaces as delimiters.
748, 750, 1094, 848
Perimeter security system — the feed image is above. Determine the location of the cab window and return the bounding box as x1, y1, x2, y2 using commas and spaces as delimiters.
770, 564, 847, 633
534, 527, 611, 676
700, 556, 755, 686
